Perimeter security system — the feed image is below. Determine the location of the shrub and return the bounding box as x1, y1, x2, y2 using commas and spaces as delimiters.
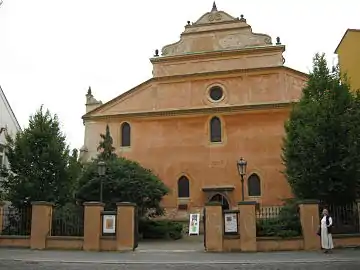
256, 200, 302, 238
139, 219, 183, 240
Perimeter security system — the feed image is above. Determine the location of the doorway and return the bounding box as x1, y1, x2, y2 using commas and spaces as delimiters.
209, 193, 230, 210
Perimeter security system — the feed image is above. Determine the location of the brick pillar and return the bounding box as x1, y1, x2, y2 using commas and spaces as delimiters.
116, 202, 136, 251
204, 202, 223, 252
238, 201, 257, 252
83, 202, 104, 251
298, 200, 320, 251
0, 202, 4, 235
30, 201, 54, 250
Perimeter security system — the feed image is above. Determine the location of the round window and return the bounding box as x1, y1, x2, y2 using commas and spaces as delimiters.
209, 86, 224, 101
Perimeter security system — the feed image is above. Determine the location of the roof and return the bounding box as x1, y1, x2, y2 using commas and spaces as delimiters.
334, 29, 360, 53
0, 85, 22, 132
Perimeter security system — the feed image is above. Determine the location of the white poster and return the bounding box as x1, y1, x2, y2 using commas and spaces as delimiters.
102, 215, 116, 234
224, 213, 238, 233
189, 213, 200, 235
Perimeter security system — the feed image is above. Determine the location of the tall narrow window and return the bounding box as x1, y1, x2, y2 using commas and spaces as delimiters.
248, 173, 261, 197
210, 116, 222, 142
178, 176, 190, 198
121, 122, 131, 147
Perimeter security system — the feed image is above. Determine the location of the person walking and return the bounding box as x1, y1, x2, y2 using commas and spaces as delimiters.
320, 208, 334, 253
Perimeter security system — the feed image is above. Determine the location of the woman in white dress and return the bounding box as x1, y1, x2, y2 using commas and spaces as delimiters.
320, 209, 334, 253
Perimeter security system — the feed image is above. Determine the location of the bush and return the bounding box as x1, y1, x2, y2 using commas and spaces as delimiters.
256, 200, 302, 238
139, 219, 183, 240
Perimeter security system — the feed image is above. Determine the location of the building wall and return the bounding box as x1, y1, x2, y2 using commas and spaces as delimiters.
337, 30, 360, 91
81, 7, 308, 218
82, 70, 306, 218
0, 87, 21, 168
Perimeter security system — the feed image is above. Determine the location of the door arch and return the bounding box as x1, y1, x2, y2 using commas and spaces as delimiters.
209, 193, 230, 210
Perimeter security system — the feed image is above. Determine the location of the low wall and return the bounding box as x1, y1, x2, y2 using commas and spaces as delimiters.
100, 236, 117, 251
0, 235, 30, 248
333, 234, 360, 248
223, 235, 241, 252
223, 236, 304, 252
257, 237, 304, 252
46, 236, 83, 250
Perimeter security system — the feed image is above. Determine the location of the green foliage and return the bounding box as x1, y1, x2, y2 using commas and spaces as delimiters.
257, 200, 302, 238
139, 219, 183, 240
282, 53, 360, 205
97, 124, 117, 161
0, 106, 73, 208
76, 126, 169, 217
67, 149, 83, 197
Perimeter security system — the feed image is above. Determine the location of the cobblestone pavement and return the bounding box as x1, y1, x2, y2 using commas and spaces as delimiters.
0, 248, 360, 269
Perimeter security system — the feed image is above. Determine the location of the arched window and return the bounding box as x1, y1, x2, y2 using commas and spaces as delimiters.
177, 176, 190, 198
248, 173, 261, 197
210, 116, 222, 142
121, 122, 131, 147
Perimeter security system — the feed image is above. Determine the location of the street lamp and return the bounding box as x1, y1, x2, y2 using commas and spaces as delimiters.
237, 157, 247, 201
97, 161, 106, 202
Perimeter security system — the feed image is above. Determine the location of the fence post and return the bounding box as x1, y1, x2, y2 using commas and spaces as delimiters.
204, 202, 223, 252
30, 201, 54, 250
298, 200, 320, 251
83, 202, 104, 251
238, 201, 257, 252
116, 202, 136, 251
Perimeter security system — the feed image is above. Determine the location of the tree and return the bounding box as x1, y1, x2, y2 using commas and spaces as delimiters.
76, 126, 169, 217
282, 53, 360, 205
0, 106, 72, 208
97, 124, 117, 160
67, 148, 83, 198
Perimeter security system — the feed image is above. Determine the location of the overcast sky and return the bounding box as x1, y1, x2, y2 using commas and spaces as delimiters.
0, 0, 359, 149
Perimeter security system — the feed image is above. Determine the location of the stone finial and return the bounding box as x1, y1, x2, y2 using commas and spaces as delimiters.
240, 14, 246, 23
211, 1, 217, 12
86, 86, 92, 97
276, 37, 281, 45
154, 49, 159, 57
187, 21, 191, 26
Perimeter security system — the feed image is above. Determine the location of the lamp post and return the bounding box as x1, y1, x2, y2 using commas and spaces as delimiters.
237, 157, 247, 201
97, 161, 106, 203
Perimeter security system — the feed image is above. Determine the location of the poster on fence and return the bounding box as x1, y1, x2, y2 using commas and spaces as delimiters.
102, 215, 116, 234
224, 212, 238, 234
189, 213, 200, 235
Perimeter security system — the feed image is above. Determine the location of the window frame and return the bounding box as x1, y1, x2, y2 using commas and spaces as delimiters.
247, 173, 261, 197
177, 176, 190, 198
120, 122, 131, 147
209, 116, 222, 143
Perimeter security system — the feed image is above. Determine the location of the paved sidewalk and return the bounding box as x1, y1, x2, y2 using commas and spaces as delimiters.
0, 248, 360, 264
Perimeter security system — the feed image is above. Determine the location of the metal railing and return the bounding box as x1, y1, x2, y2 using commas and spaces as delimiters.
1, 206, 32, 236
320, 203, 360, 234
51, 205, 84, 237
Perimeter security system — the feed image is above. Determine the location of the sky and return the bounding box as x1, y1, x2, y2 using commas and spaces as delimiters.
0, 0, 359, 149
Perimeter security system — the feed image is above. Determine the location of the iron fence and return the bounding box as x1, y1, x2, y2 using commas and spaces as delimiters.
1, 206, 32, 236
319, 203, 360, 234
51, 205, 84, 237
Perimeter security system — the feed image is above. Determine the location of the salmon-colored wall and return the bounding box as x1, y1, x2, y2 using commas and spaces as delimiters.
85, 108, 293, 217
82, 69, 307, 218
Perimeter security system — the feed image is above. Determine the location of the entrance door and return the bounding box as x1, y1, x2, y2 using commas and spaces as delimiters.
209, 194, 230, 210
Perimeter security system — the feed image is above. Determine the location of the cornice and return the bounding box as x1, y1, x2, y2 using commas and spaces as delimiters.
150, 45, 285, 64
83, 101, 297, 121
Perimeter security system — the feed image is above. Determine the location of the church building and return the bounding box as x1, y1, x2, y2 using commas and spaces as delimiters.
80, 4, 307, 219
